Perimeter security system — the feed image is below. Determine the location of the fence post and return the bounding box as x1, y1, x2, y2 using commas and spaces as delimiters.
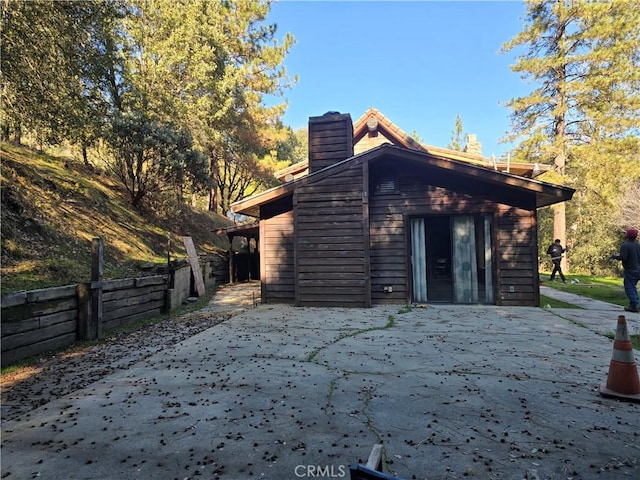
92, 237, 104, 338
78, 238, 104, 340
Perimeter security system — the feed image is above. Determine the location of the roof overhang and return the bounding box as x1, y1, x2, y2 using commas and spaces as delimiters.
233, 144, 574, 217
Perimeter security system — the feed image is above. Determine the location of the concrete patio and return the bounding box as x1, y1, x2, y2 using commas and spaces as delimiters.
2, 284, 639, 479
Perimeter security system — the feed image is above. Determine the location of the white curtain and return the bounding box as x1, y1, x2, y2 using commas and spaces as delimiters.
411, 218, 428, 303
452, 216, 478, 303
484, 216, 494, 303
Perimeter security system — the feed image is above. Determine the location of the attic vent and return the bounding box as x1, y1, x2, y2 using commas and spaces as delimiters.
375, 177, 399, 194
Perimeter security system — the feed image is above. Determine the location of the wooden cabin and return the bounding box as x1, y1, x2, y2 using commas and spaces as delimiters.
231, 110, 574, 307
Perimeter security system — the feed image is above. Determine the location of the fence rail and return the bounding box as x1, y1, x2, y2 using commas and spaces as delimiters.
1, 246, 228, 366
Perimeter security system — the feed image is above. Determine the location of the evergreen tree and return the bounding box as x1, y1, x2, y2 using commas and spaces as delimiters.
2, 0, 294, 213
408, 130, 424, 144
116, 0, 295, 214
105, 110, 207, 207
502, 0, 640, 273
1, 0, 121, 148
447, 114, 464, 151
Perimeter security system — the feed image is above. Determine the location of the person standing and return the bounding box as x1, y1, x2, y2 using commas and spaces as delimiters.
610, 229, 640, 313
547, 239, 567, 283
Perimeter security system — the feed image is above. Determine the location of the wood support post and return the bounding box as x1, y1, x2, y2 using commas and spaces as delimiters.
78, 237, 104, 340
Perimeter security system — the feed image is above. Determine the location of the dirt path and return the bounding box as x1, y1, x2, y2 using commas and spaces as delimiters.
1, 310, 231, 422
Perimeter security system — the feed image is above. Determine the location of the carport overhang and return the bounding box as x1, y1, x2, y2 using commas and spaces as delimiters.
214, 222, 260, 284
214, 222, 259, 240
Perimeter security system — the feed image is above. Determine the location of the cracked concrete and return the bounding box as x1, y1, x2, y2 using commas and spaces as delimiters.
2, 292, 639, 479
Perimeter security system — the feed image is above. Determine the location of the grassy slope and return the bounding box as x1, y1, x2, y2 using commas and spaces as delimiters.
1, 143, 233, 293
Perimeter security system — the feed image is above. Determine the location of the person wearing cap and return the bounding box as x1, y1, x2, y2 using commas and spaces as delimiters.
610, 228, 640, 313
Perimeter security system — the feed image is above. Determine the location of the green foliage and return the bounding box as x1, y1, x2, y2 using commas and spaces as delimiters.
1, 0, 122, 145
503, 0, 640, 274
1, 0, 296, 216
274, 127, 308, 167
105, 111, 210, 207
114, 0, 296, 214
605, 333, 640, 351
563, 140, 640, 274
408, 130, 424, 144
539, 295, 579, 309
397, 305, 413, 314
447, 114, 465, 151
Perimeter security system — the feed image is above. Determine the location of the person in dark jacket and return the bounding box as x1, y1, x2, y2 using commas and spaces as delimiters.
547, 239, 566, 283
610, 228, 640, 313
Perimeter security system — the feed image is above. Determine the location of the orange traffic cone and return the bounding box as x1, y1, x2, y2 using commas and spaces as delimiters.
599, 315, 640, 403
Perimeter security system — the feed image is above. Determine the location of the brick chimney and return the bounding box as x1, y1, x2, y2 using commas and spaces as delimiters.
463, 134, 482, 156
308, 112, 354, 173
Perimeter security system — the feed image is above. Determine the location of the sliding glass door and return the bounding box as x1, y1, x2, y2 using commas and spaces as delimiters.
410, 215, 494, 304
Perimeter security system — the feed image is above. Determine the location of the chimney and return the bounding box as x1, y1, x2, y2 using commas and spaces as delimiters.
308, 112, 354, 173
463, 134, 482, 156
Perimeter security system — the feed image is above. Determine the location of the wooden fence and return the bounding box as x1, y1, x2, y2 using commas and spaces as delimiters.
1, 242, 229, 367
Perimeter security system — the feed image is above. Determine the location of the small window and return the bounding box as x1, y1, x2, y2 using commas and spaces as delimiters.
375, 177, 399, 194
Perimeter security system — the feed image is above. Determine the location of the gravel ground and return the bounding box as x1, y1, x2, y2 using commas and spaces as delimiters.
1, 310, 230, 422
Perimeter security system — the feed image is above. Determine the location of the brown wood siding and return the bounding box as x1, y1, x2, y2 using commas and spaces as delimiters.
369, 212, 409, 304
369, 185, 498, 304
295, 163, 367, 307
262, 211, 295, 303
495, 206, 538, 306
368, 160, 539, 306
260, 154, 541, 307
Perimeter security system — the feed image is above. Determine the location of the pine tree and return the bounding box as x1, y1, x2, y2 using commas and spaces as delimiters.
447, 114, 464, 151
109, 0, 295, 211
502, 0, 640, 273
1, 0, 121, 148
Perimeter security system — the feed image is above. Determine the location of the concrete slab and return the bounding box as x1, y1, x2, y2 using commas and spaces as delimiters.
2, 301, 639, 480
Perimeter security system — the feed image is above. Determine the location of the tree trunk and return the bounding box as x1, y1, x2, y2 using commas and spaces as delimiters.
553, 13, 569, 273
12, 122, 21, 145
82, 145, 89, 166
208, 155, 218, 212
208, 186, 217, 212
553, 201, 567, 272
177, 183, 183, 203
553, 152, 568, 272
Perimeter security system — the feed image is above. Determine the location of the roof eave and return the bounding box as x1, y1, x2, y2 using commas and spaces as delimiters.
232, 144, 574, 216
231, 182, 296, 217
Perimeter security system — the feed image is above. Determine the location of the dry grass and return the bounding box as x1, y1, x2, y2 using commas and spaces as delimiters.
1, 143, 233, 293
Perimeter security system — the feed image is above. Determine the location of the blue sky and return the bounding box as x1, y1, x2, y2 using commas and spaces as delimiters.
266, 0, 530, 158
